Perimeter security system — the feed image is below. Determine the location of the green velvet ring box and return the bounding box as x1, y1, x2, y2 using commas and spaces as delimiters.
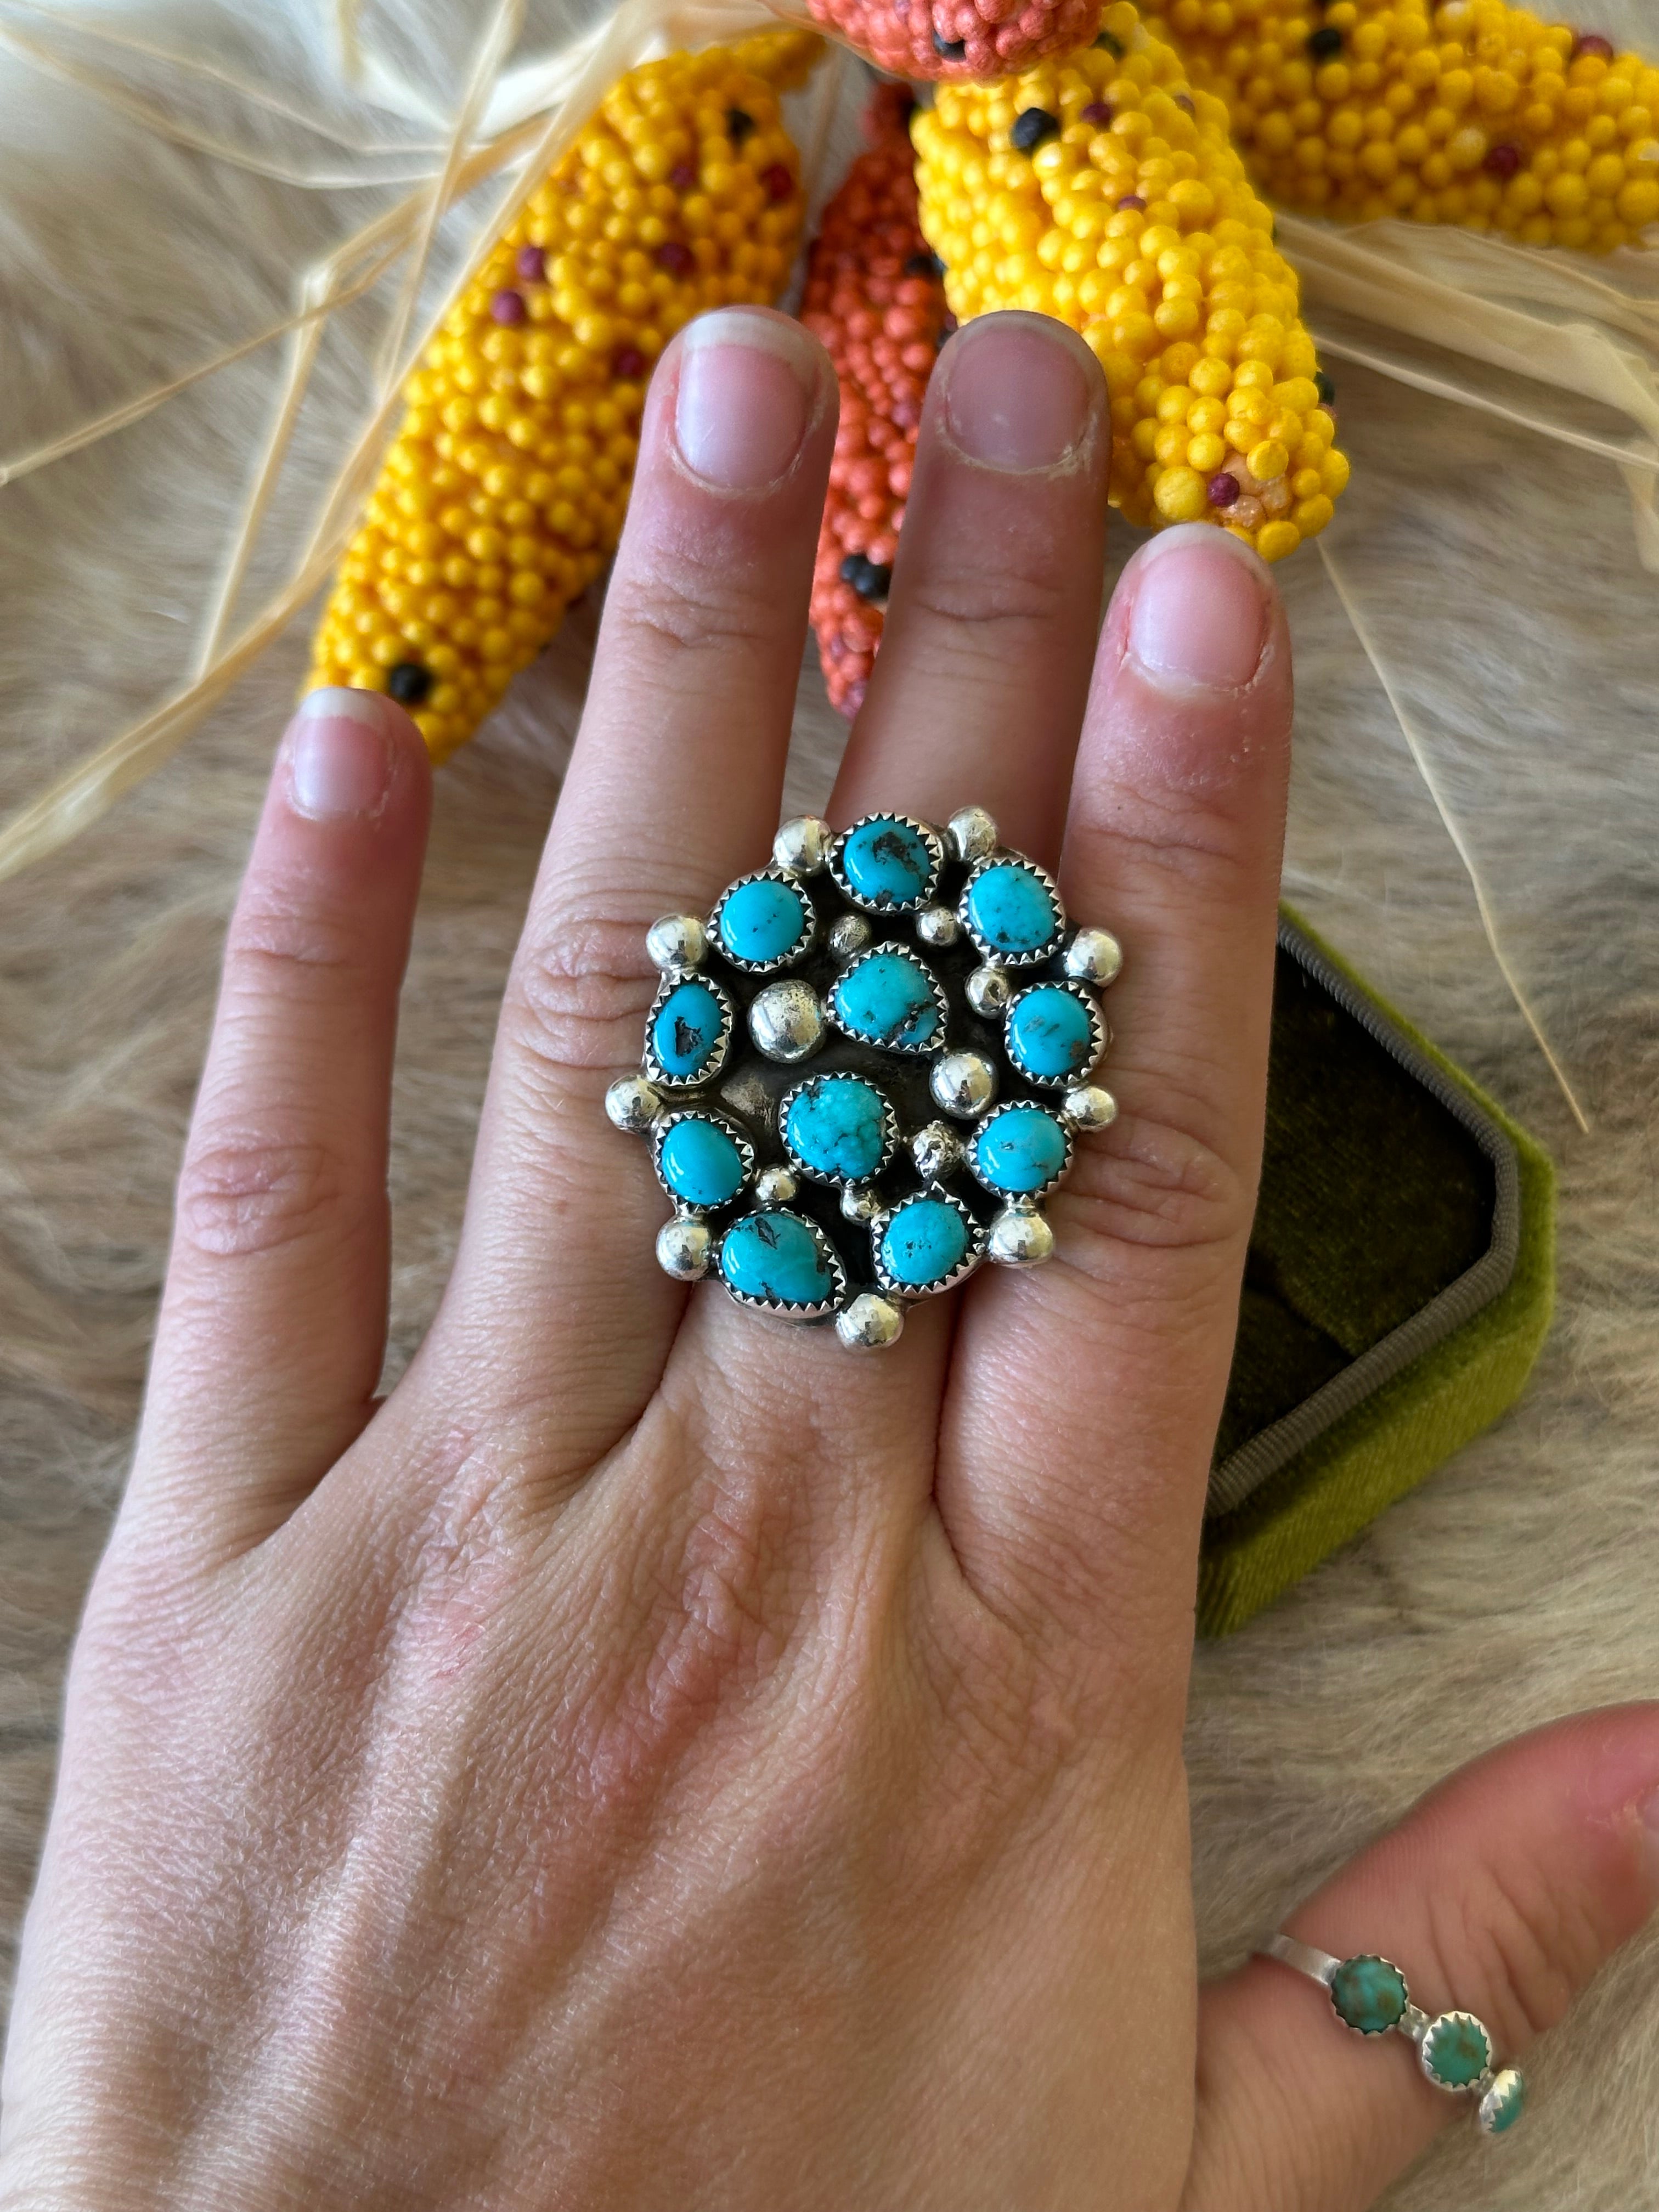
1197, 912, 1556, 1638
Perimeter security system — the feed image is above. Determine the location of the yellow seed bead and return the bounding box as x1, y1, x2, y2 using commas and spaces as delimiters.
1188, 431, 1229, 472
1321, 448, 1352, 495
1256, 518, 1302, 561
1294, 493, 1335, 535
1154, 465, 1211, 521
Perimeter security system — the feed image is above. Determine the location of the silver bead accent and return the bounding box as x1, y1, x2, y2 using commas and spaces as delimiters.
988, 1207, 1055, 1266
835, 1291, 906, 1351
754, 1165, 798, 1206
772, 815, 832, 877
911, 1121, 962, 1181
947, 805, 998, 866
1063, 927, 1124, 988
915, 904, 961, 948
1062, 1084, 1118, 1131
656, 1217, 712, 1278
930, 1051, 996, 1120
966, 964, 1012, 1018
748, 979, 825, 1062
841, 1182, 882, 1222
645, 913, 708, 971
605, 1074, 663, 1132
828, 913, 872, 959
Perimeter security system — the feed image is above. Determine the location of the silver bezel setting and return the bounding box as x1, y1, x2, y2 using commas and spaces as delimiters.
715, 1209, 847, 1322
708, 867, 816, 974
966, 1100, 1075, 1201
870, 1186, 986, 1301
1419, 2011, 1495, 2095
777, 1072, 900, 1187
1003, 978, 1107, 1091
827, 812, 945, 915
1324, 1954, 1412, 2039
642, 970, 735, 1090
825, 944, 950, 1058
650, 1108, 755, 1217
956, 853, 1068, 969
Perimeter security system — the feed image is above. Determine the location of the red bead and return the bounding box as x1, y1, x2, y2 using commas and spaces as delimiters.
654, 240, 695, 275
1572, 32, 1615, 61
515, 244, 546, 283
613, 345, 647, 379
1117, 193, 1146, 211
669, 161, 697, 189
761, 163, 795, 203
1207, 472, 1240, 507
1080, 101, 1113, 125
1483, 142, 1522, 178
490, 288, 526, 325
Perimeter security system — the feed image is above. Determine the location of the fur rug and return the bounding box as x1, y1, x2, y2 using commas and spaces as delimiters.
3, 6, 1658, 2204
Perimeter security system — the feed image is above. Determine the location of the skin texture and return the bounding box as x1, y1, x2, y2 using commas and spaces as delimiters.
1, 307, 1655, 2212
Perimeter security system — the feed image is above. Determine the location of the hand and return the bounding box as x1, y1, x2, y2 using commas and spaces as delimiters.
3, 306, 1655, 2212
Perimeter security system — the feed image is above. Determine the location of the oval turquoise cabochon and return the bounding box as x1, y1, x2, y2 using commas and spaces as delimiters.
834, 816, 936, 910
829, 949, 941, 1053
1006, 984, 1096, 1084
651, 977, 726, 1082
783, 1075, 890, 1183
963, 860, 1062, 959
716, 874, 810, 967
879, 1195, 970, 1289
719, 1210, 840, 1310
657, 1116, 746, 1210
970, 1105, 1069, 1195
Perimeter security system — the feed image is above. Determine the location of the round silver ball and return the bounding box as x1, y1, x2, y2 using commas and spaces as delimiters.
947, 805, 998, 866
755, 1165, 798, 1206
966, 964, 1012, 1018
656, 1217, 712, 1279
748, 979, 825, 1063
605, 1074, 663, 1132
930, 1051, 996, 1120
835, 1292, 906, 1351
1062, 1084, 1118, 1132
916, 904, 961, 948
645, 913, 708, 971
911, 1120, 962, 1182
772, 814, 832, 877
840, 1182, 882, 1222
828, 913, 872, 959
1063, 927, 1124, 988
988, 1207, 1055, 1267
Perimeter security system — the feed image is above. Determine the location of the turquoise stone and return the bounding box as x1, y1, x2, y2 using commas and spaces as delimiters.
971, 1105, 1069, 1195
1480, 2068, 1526, 2135
964, 860, 1062, 958
651, 978, 726, 1081
837, 817, 936, 909
719, 1209, 839, 1310
1329, 1956, 1409, 2036
783, 1075, 889, 1182
716, 875, 810, 967
1422, 2013, 1492, 2089
830, 950, 942, 1053
879, 1195, 970, 1289
657, 1116, 746, 1209
1006, 985, 1096, 1083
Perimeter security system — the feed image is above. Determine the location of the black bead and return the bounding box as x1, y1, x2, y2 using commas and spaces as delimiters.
1009, 107, 1060, 154
386, 662, 432, 706
1093, 29, 1124, 54
1307, 25, 1345, 59
726, 106, 755, 143
904, 249, 946, 279
1314, 369, 1336, 407
839, 555, 891, 603
932, 30, 966, 57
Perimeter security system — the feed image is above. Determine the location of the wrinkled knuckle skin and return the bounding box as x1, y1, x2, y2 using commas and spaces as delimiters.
606, 549, 778, 665
507, 913, 658, 1082
228, 896, 373, 992
904, 546, 1073, 650
1429, 1861, 1593, 2053
177, 1134, 347, 1260
1059, 1099, 1255, 1263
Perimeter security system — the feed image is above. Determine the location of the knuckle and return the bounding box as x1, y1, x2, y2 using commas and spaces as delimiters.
605, 549, 777, 667
507, 912, 658, 1082
227, 895, 370, 997
176, 1132, 347, 1260
1430, 1859, 1593, 2051
1057, 1084, 1256, 1265
904, 547, 1073, 649
1068, 793, 1260, 890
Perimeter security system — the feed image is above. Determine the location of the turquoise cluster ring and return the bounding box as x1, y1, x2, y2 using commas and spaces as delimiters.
604, 805, 1122, 1351
1259, 1933, 1527, 2138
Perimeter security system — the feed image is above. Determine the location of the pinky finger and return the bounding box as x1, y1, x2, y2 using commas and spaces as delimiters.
1188, 1706, 1659, 2212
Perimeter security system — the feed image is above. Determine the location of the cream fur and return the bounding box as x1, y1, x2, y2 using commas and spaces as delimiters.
2, 5, 1659, 2205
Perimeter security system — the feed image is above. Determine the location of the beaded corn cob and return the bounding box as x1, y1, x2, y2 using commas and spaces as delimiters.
803, 86, 952, 717
912, 2, 1352, 557
308, 31, 819, 761
809, 0, 1101, 83
1138, 0, 1659, 249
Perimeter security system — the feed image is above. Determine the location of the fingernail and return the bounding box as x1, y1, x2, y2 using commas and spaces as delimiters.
1125, 524, 1271, 693
286, 689, 398, 821
940, 312, 1097, 472
673, 308, 819, 491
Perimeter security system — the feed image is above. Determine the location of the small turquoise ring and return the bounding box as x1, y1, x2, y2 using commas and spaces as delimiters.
1258, 1933, 1527, 2138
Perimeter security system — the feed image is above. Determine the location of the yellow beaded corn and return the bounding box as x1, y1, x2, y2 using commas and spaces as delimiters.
1139, 0, 1659, 249
309, 30, 819, 760
912, 2, 1352, 558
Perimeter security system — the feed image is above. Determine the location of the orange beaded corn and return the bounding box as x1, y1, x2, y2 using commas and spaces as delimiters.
802, 86, 952, 717
1139, 0, 1659, 249
911, 3, 1352, 558
308, 31, 819, 761
807, 0, 1101, 83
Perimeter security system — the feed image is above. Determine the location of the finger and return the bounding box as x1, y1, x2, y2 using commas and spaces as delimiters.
431, 308, 837, 1464
1188, 1705, 1659, 2212
132, 689, 431, 1552
829, 310, 1110, 860
941, 525, 1291, 1669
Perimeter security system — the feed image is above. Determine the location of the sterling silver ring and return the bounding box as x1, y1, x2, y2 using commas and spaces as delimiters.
605, 805, 1124, 1351
1258, 1933, 1527, 2138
